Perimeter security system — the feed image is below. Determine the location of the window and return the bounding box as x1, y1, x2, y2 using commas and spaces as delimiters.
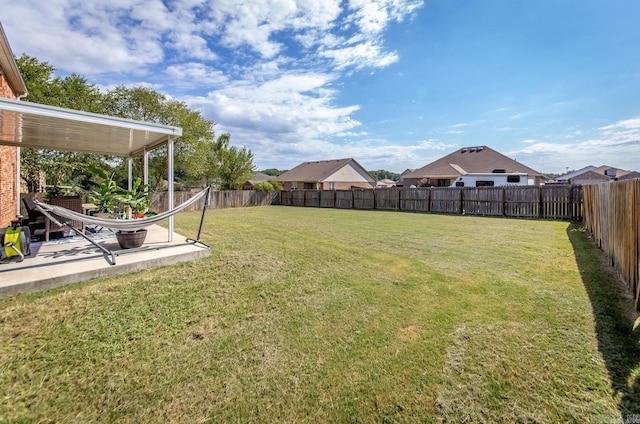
291, 182, 298, 190
455, 181, 465, 187
507, 175, 520, 183
475, 181, 494, 187
328, 182, 335, 190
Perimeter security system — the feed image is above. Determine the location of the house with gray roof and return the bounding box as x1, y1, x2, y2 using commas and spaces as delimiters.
243, 172, 273, 190
401, 146, 545, 187
277, 158, 375, 190
558, 165, 640, 185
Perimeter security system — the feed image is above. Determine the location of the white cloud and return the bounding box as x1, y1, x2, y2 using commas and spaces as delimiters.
0, 0, 425, 172
507, 117, 640, 172
186, 71, 361, 141
165, 63, 228, 89
319, 39, 399, 70
599, 118, 640, 131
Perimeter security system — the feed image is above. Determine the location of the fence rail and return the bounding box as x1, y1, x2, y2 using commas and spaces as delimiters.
280, 186, 583, 220
151, 190, 280, 212
583, 180, 640, 310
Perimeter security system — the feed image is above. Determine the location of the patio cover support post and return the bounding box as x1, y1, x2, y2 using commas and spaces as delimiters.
16, 146, 21, 218
127, 157, 133, 191
167, 136, 174, 242
143, 149, 149, 186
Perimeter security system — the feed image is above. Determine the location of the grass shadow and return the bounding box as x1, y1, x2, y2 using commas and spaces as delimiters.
567, 222, 640, 419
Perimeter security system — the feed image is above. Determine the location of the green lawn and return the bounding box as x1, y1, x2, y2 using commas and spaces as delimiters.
1, 206, 639, 423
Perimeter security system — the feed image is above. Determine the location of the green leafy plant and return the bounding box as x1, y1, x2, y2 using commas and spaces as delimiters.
88, 168, 119, 214
90, 181, 118, 214
44, 185, 69, 200
116, 177, 150, 216
254, 180, 283, 191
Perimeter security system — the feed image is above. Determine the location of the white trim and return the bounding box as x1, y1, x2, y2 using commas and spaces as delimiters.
0, 98, 180, 135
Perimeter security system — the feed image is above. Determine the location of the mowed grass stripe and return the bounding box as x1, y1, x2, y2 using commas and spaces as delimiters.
1, 206, 638, 423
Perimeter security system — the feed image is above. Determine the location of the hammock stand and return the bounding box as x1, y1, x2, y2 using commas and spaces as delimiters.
34, 186, 211, 265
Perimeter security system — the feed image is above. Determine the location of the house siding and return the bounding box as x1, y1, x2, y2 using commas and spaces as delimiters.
278, 159, 375, 191
0, 72, 18, 226
281, 181, 373, 190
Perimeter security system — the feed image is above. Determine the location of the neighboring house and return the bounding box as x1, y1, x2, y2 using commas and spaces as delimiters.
277, 158, 375, 190
554, 166, 597, 183
567, 171, 610, 186
619, 171, 640, 181
556, 165, 640, 185
243, 172, 272, 190
0, 22, 28, 227
401, 146, 545, 187
375, 178, 396, 188
395, 169, 415, 187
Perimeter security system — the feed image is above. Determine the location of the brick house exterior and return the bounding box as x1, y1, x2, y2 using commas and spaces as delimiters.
277, 158, 376, 190
0, 22, 28, 226
400, 146, 545, 187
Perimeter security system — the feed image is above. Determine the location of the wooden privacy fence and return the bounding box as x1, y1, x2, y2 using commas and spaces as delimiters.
583, 180, 640, 309
151, 190, 280, 212
281, 186, 583, 220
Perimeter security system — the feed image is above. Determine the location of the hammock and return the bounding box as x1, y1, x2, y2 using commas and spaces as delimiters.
35, 186, 210, 231
33, 186, 211, 265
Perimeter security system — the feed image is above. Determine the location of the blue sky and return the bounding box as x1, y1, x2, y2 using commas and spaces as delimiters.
1, 0, 639, 173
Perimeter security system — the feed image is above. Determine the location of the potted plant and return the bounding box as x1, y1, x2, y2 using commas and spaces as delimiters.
114, 177, 150, 249
116, 177, 150, 219
87, 166, 120, 217
89, 177, 118, 218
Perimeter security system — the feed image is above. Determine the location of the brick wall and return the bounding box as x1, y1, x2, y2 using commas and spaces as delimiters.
0, 73, 18, 226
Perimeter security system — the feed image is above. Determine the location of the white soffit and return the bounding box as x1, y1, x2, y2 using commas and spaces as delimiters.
0, 98, 182, 157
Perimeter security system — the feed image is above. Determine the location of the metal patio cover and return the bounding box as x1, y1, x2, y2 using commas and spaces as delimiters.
0, 97, 182, 156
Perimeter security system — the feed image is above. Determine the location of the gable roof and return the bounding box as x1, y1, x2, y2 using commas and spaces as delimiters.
252, 172, 272, 181
571, 171, 611, 182
557, 165, 637, 182
555, 166, 597, 181
618, 171, 640, 181
277, 158, 374, 182
591, 165, 634, 179
403, 146, 543, 179
245, 172, 272, 184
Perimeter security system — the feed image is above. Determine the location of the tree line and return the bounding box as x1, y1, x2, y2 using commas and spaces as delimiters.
17, 54, 255, 194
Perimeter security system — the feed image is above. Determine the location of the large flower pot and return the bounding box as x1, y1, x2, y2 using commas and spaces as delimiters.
116, 229, 147, 249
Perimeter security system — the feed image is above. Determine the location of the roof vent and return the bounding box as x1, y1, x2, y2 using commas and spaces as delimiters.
476, 146, 484, 152
492, 169, 506, 173
469, 147, 476, 152
461, 148, 468, 153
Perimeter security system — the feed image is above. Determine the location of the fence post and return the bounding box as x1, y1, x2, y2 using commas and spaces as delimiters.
539, 186, 543, 219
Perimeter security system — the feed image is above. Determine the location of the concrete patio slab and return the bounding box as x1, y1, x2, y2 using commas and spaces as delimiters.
0, 224, 210, 296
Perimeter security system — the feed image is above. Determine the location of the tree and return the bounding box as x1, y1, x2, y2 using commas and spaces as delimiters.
254, 180, 283, 191
369, 169, 400, 181
208, 134, 256, 190
260, 168, 287, 177
104, 86, 216, 189
17, 55, 254, 193
16, 54, 109, 192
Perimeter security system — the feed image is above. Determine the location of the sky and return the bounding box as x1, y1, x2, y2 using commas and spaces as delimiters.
1, 0, 639, 174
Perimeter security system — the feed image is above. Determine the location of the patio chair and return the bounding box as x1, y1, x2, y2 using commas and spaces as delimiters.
22, 197, 46, 239
44, 196, 86, 242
